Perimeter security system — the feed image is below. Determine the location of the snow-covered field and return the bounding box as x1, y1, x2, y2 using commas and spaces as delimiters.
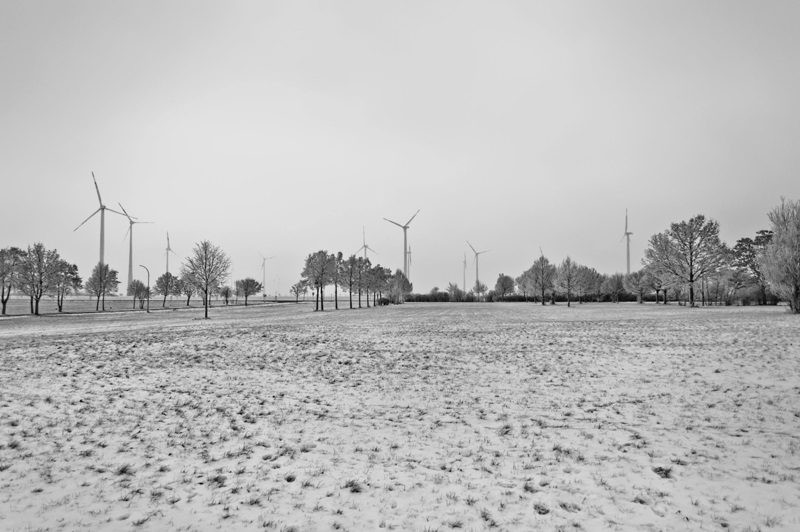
1, 302, 799, 531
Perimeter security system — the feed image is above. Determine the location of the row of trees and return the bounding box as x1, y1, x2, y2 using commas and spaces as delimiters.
297, 251, 412, 311
431, 199, 800, 312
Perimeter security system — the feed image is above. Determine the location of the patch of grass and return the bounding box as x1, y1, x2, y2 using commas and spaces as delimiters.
653, 466, 673, 479
534, 503, 549, 515
343, 479, 363, 493
114, 463, 135, 476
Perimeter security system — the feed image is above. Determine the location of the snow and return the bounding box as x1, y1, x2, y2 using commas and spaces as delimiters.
1, 302, 799, 531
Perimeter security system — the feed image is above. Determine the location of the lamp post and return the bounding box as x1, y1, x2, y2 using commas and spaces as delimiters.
139, 265, 150, 313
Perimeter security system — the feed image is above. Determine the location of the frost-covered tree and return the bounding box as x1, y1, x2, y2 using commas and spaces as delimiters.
644, 215, 726, 307
759, 198, 800, 313
1, 247, 25, 315
235, 278, 262, 306
154, 272, 178, 307
623, 269, 650, 303
302, 251, 336, 311
602, 273, 626, 303
555, 256, 578, 307
52, 260, 82, 313
17, 243, 61, 315
494, 273, 515, 300
530, 253, 556, 305
85, 262, 120, 311
181, 241, 230, 319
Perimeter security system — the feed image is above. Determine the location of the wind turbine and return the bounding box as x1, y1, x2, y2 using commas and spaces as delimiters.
260, 253, 275, 297
621, 209, 633, 274
73, 172, 124, 266
118, 203, 153, 291
355, 227, 378, 260
467, 241, 489, 289
383, 209, 420, 280
165, 232, 177, 274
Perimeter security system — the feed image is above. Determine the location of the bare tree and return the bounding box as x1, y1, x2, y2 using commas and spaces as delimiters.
17, 243, 61, 315
644, 215, 726, 307
733, 230, 773, 305
388, 269, 413, 304
52, 260, 82, 312
623, 269, 650, 303
473, 280, 488, 301
340, 255, 358, 309
759, 198, 800, 313
555, 256, 578, 307
154, 272, 178, 307
290, 280, 307, 303
235, 278, 262, 306
494, 273, 515, 300
530, 253, 556, 305
602, 273, 626, 303
1, 247, 25, 315
219, 286, 233, 305
180, 241, 231, 319
85, 262, 120, 311
301, 251, 336, 311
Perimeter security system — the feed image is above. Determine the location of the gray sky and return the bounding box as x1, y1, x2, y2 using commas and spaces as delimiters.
2, 1, 799, 295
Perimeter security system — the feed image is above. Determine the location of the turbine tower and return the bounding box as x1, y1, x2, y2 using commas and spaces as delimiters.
407, 246, 412, 282
467, 241, 489, 289
356, 227, 378, 260
621, 209, 633, 274
383, 209, 419, 281
260, 253, 275, 297
463, 252, 467, 293
73, 172, 123, 266
118, 203, 152, 291
165, 232, 176, 274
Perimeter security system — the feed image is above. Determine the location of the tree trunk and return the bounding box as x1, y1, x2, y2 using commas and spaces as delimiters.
204, 288, 209, 319
689, 283, 695, 307
358, 287, 362, 309
320, 287, 324, 311
96, 294, 100, 311
349, 286, 353, 309
102, 291, 106, 311
335, 284, 338, 310
163, 294, 167, 307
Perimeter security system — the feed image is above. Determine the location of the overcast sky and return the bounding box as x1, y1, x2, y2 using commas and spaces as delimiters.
2, 1, 799, 295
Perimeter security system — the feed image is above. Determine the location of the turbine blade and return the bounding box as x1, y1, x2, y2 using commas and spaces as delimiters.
466, 241, 477, 254
383, 218, 404, 229
118, 202, 131, 220
405, 209, 420, 226
105, 207, 125, 216
124, 225, 131, 241
74, 208, 101, 231
92, 172, 103, 206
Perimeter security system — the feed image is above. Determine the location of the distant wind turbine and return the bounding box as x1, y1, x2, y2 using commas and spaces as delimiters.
165, 232, 176, 275
621, 209, 633, 274
118, 203, 153, 291
73, 172, 124, 266
260, 253, 275, 297
384, 209, 420, 280
467, 241, 489, 288
355, 227, 378, 260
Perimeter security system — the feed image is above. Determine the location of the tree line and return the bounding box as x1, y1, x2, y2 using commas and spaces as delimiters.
418, 198, 800, 313
296, 251, 412, 311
